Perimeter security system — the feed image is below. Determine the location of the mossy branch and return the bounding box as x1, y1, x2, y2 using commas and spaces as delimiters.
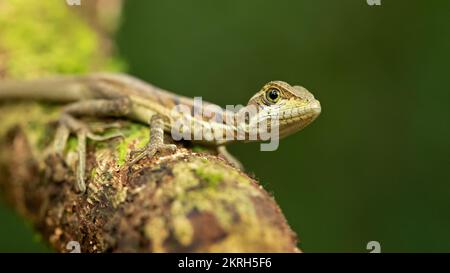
0, 0, 300, 252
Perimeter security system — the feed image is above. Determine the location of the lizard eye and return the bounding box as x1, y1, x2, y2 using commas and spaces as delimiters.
266, 88, 281, 103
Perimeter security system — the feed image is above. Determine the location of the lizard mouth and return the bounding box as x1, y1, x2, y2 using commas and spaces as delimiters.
304, 100, 321, 120
277, 100, 321, 138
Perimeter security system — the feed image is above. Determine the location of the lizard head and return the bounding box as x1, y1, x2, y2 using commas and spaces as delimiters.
246, 81, 321, 139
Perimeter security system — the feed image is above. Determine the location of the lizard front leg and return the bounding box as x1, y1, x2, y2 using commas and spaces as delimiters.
129, 115, 177, 165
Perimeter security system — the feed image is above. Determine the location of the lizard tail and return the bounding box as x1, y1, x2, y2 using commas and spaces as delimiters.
0, 76, 88, 102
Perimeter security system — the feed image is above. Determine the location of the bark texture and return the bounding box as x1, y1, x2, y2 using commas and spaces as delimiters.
0, 0, 300, 252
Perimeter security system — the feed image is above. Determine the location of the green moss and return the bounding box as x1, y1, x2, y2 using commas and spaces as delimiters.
116, 123, 149, 166
0, 0, 127, 156
195, 167, 224, 188
90, 167, 97, 180
0, 103, 61, 157
0, 0, 124, 78
66, 137, 78, 153
191, 146, 209, 153
158, 158, 261, 236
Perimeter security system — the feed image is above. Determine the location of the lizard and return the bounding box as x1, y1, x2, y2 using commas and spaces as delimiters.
0, 73, 321, 193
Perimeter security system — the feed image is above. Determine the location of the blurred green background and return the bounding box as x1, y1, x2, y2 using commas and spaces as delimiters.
1, 0, 449, 252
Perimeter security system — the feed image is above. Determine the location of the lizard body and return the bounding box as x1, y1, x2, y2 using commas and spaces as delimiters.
0, 73, 321, 192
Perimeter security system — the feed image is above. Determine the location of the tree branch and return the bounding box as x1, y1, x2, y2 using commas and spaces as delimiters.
0, 0, 300, 253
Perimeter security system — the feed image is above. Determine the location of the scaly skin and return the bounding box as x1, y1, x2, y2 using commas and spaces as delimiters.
0, 73, 321, 191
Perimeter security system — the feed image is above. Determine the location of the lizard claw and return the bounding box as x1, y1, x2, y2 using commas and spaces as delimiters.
129, 143, 177, 165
